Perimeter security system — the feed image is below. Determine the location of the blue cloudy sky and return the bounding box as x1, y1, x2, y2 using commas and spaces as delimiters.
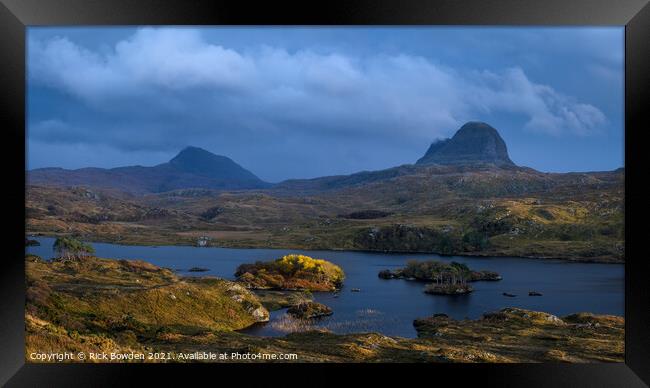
27, 27, 624, 182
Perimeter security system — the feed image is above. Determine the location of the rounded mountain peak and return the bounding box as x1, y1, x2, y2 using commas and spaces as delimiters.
168, 146, 264, 184
416, 122, 515, 166
456, 121, 501, 137
171, 146, 218, 162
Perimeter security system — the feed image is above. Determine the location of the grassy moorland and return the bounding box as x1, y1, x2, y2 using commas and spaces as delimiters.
26, 164, 624, 262
25, 255, 623, 363
25, 254, 269, 358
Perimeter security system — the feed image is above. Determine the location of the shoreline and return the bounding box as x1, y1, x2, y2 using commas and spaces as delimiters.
26, 232, 624, 264
25, 253, 625, 362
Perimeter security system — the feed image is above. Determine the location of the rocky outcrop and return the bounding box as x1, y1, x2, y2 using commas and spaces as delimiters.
251, 306, 270, 322
287, 301, 333, 319
224, 283, 270, 323
416, 122, 515, 166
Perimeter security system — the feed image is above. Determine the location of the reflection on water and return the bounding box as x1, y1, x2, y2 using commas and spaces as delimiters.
27, 236, 624, 338
261, 308, 399, 335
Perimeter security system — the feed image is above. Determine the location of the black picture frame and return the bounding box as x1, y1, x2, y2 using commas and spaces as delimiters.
1, 0, 648, 386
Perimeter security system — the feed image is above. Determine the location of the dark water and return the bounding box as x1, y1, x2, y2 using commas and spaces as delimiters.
27, 236, 624, 338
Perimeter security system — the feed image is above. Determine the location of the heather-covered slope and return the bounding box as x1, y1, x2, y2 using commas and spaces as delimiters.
25, 255, 269, 358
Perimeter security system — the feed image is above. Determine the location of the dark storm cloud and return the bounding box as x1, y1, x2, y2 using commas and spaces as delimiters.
27, 27, 623, 181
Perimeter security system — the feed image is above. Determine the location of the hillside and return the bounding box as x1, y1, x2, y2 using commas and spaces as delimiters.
25, 255, 623, 363
28, 147, 269, 194
26, 164, 623, 261
25, 254, 269, 359
25, 122, 624, 261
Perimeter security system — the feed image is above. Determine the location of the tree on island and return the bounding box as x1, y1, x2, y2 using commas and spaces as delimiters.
428, 261, 471, 286
53, 237, 95, 261
450, 262, 471, 285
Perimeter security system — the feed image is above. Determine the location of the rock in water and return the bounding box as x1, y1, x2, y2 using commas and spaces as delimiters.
424, 283, 473, 295
287, 301, 333, 319
378, 269, 397, 279
251, 306, 270, 322
187, 267, 210, 272
416, 122, 515, 166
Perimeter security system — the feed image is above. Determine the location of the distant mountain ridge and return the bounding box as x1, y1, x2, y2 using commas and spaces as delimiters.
169, 146, 263, 183
28, 122, 618, 195
28, 147, 269, 194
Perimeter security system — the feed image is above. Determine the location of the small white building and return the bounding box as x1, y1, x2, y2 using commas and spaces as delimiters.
197, 236, 210, 247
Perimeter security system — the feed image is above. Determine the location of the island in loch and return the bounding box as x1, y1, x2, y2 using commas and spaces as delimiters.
379, 260, 502, 295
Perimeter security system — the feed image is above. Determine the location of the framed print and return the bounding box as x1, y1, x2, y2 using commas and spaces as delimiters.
1, 0, 649, 386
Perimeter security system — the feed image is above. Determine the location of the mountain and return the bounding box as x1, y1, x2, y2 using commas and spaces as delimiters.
28, 147, 269, 194
26, 122, 624, 261
416, 122, 515, 166
273, 122, 520, 194
168, 147, 264, 184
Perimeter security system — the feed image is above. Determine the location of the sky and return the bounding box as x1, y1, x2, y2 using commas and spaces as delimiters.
27, 27, 624, 182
